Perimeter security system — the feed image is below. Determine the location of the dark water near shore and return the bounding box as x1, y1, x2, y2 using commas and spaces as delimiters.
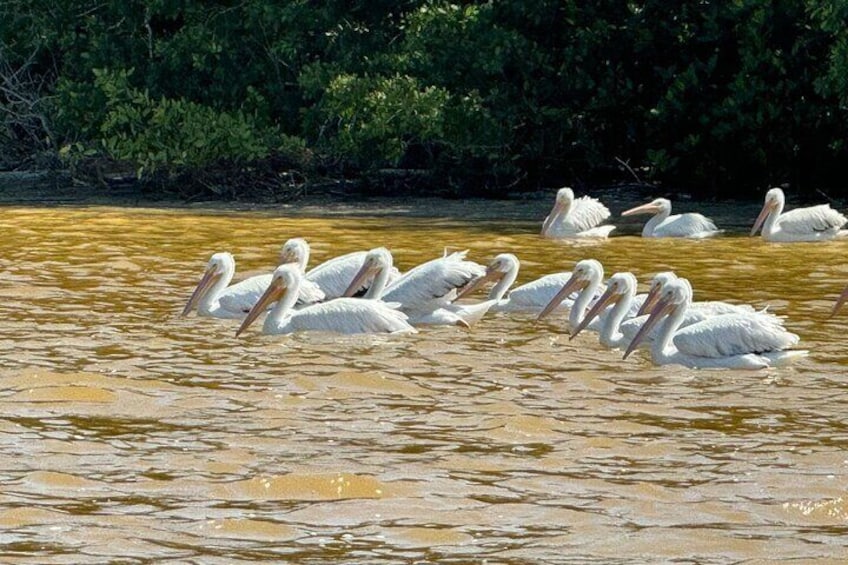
1, 199, 847, 563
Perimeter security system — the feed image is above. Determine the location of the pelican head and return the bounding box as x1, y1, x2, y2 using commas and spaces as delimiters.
278, 238, 310, 270
624, 278, 691, 359
541, 187, 575, 235
455, 253, 519, 300
570, 272, 637, 339
832, 283, 848, 317
342, 247, 393, 297
537, 258, 603, 321
751, 187, 785, 236
621, 198, 671, 217
637, 271, 678, 316
182, 252, 235, 316
235, 264, 299, 337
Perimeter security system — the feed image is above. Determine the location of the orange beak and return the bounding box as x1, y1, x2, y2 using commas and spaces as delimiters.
235, 277, 286, 337
182, 266, 221, 316
623, 295, 675, 359
569, 285, 619, 339
621, 202, 660, 217
537, 276, 585, 321
831, 283, 848, 317
750, 200, 776, 236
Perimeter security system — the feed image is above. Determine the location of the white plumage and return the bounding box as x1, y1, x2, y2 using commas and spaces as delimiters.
537, 259, 607, 331
455, 253, 577, 313
622, 198, 720, 238
280, 238, 402, 299
624, 278, 806, 369
345, 248, 492, 327
236, 265, 416, 336
541, 187, 615, 239
183, 251, 324, 319
751, 187, 848, 242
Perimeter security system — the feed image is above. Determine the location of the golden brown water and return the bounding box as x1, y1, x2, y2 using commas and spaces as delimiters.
2, 204, 848, 563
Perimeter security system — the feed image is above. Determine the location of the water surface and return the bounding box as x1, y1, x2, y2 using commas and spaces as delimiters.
1, 202, 847, 563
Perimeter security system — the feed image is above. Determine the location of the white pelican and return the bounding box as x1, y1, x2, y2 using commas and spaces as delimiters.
540, 187, 615, 239
345, 249, 492, 327
235, 265, 416, 336
571, 273, 750, 350
751, 187, 848, 242
284, 238, 401, 299
621, 198, 720, 238
537, 259, 606, 331
454, 253, 576, 313
637, 271, 757, 317
182, 252, 323, 319
623, 278, 806, 369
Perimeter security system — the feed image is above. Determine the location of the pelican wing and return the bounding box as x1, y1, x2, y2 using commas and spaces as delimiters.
382, 251, 485, 311
778, 205, 847, 234
290, 298, 415, 334
673, 313, 799, 358
305, 251, 367, 298
218, 274, 273, 314
505, 273, 573, 309
297, 278, 326, 305
563, 196, 611, 233
654, 213, 719, 238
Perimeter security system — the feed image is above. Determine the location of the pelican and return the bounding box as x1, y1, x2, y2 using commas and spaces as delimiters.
637, 271, 757, 317
537, 259, 606, 331
623, 278, 806, 369
832, 283, 848, 316
540, 187, 616, 239
182, 252, 323, 319
454, 253, 577, 313
235, 265, 416, 336
345, 249, 492, 326
750, 187, 848, 242
571, 273, 750, 350
283, 238, 402, 299
621, 198, 720, 238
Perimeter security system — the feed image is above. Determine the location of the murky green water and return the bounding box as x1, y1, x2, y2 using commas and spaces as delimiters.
1, 202, 847, 563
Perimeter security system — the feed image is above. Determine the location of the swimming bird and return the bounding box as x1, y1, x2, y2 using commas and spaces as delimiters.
571, 273, 750, 350
345, 249, 492, 326
637, 271, 757, 317
621, 198, 720, 238
182, 252, 323, 319
279, 238, 401, 299
623, 278, 806, 369
235, 264, 416, 336
454, 253, 577, 313
540, 187, 615, 239
750, 187, 848, 242
537, 259, 606, 331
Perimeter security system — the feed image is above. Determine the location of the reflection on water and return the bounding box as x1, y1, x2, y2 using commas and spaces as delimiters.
1, 202, 848, 562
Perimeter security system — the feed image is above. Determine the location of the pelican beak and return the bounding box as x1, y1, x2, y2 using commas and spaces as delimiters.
182, 265, 221, 316
537, 276, 585, 321
569, 286, 619, 339
831, 284, 848, 317
637, 285, 662, 316
342, 261, 376, 298
621, 202, 659, 217
235, 277, 286, 337
623, 296, 675, 359
541, 201, 566, 236
455, 267, 502, 300
750, 200, 775, 236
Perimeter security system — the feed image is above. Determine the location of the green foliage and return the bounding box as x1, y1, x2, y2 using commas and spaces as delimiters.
2, 0, 848, 196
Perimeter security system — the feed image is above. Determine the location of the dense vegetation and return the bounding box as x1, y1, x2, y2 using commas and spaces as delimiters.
2, 1, 847, 199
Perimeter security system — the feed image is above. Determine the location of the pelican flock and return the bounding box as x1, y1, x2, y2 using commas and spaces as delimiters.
180, 184, 848, 370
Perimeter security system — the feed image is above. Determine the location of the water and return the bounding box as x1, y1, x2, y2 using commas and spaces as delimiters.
2, 201, 848, 563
